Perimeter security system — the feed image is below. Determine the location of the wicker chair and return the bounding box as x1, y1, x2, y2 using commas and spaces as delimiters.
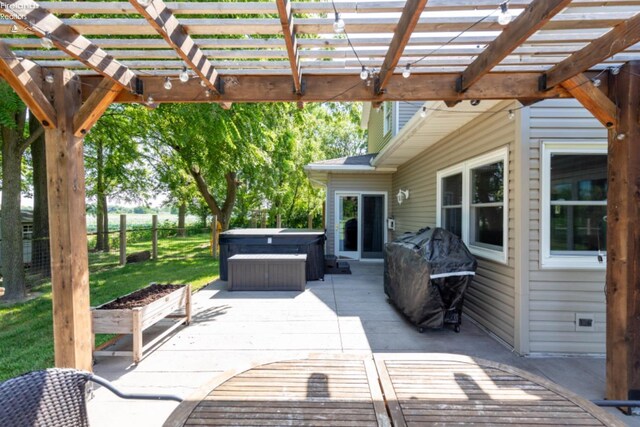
0, 368, 182, 427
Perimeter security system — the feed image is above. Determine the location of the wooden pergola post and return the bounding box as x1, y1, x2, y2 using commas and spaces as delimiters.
44, 69, 92, 372
606, 60, 640, 410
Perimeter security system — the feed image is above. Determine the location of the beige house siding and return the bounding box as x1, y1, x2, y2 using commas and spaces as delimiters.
391, 101, 517, 346
367, 104, 395, 154
325, 173, 393, 256
525, 99, 607, 354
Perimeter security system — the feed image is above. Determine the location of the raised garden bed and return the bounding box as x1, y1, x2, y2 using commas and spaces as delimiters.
92, 283, 191, 363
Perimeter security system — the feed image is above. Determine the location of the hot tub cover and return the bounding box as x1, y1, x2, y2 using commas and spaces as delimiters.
384, 227, 477, 329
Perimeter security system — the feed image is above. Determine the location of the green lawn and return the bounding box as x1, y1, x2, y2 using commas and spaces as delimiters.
0, 233, 218, 381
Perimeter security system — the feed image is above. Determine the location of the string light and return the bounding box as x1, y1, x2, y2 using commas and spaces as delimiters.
45, 74, 54, 84
333, 12, 345, 33
179, 66, 189, 83
205, 89, 211, 98
420, 106, 427, 118
592, 78, 601, 87
200, 80, 207, 87
402, 64, 411, 79
470, 99, 481, 106
617, 133, 626, 141
359, 66, 368, 80
498, 1, 512, 26
163, 77, 172, 90
41, 35, 54, 50
508, 109, 515, 120
611, 67, 621, 76
138, 0, 151, 7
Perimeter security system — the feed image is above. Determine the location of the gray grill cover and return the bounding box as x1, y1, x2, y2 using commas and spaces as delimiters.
384, 227, 477, 329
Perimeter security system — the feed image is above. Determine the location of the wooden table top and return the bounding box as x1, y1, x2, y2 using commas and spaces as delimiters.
164, 353, 623, 427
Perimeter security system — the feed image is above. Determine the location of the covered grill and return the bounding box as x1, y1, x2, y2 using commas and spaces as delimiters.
384, 227, 477, 332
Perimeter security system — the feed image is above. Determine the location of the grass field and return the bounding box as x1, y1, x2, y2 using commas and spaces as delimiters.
0, 233, 218, 381
86, 213, 201, 232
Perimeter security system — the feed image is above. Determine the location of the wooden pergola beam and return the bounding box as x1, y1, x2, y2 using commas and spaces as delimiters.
457, 0, 571, 92
543, 13, 640, 89
129, 0, 220, 94
0, 41, 56, 128
275, 0, 302, 95
376, 0, 428, 94
73, 78, 122, 136
606, 60, 640, 410
0, 0, 136, 89
80, 73, 572, 103
561, 73, 616, 128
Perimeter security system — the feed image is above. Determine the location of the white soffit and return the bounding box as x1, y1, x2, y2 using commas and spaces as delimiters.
372, 99, 502, 168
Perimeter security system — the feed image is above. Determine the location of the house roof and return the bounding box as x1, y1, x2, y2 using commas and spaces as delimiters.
0, 210, 33, 223
371, 100, 503, 168
304, 153, 396, 186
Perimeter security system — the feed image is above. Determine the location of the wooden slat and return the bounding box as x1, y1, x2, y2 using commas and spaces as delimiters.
30, 1, 640, 15
0, 41, 56, 128
0, 13, 633, 36
561, 73, 616, 128
73, 78, 122, 136
458, 0, 572, 92
376, 0, 428, 93
77, 73, 573, 104
129, 0, 219, 94
606, 60, 640, 410
275, 0, 302, 94
0, 0, 136, 88
544, 12, 640, 88
44, 68, 92, 371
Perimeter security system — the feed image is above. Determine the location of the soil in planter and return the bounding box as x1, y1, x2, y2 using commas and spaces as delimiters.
99, 284, 184, 310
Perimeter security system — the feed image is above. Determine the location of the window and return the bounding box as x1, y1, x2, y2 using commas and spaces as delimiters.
383, 101, 393, 136
437, 147, 508, 263
541, 143, 607, 269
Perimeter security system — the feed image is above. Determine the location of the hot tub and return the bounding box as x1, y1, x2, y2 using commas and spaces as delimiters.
219, 228, 326, 281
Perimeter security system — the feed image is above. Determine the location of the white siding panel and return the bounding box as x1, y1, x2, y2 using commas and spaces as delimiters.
325, 173, 393, 255
391, 101, 517, 346
526, 98, 607, 355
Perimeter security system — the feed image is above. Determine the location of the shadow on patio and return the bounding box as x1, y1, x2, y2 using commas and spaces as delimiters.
88, 261, 635, 426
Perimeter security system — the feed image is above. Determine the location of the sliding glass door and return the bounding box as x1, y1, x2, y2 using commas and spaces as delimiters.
335, 192, 386, 259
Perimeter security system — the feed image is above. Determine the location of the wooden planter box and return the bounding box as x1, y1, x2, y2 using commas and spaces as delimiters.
92, 284, 191, 363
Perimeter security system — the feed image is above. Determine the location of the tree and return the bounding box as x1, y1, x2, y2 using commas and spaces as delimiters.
0, 82, 43, 300
84, 105, 149, 251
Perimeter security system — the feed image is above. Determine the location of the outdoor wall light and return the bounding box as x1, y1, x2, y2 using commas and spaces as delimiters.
397, 189, 409, 205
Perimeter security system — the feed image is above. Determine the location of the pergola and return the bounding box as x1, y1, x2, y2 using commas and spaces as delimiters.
0, 0, 638, 405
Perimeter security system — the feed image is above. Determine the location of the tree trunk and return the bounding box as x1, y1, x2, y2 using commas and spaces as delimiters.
94, 139, 109, 252
30, 117, 50, 277
1, 126, 27, 300
177, 202, 186, 237
189, 169, 237, 231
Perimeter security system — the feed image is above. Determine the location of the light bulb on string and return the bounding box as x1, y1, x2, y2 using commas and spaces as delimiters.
402, 64, 411, 79
205, 89, 211, 98
420, 107, 427, 118
498, 2, 512, 26
333, 13, 345, 33
41, 35, 54, 50
179, 66, 189, 83
592, 78, 601, 87
360, 66, 368, 81
611, 67, 621, 76
45, 74, 54, 84
163, 77, 172, 90
617, 133, 626, 141
508, 110, 515, 120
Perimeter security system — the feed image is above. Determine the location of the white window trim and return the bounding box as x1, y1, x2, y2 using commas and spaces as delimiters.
383, 101, 392, 136
436, 147, 509, 264
540, 141, 607, 269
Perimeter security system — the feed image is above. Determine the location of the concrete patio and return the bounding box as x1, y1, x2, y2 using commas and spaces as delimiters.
88, 262, 638, 426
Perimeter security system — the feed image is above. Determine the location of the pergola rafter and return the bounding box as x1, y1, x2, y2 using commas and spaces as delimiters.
543, 12, 640, 88
275, 0, 302, 95
376, 0, 429, 94
456, 0, 572, 92
0, 0, 137, 89
129, 0, 220, 95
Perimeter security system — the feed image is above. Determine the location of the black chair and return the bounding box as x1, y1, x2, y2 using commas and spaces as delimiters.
0, 368, 182, 427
